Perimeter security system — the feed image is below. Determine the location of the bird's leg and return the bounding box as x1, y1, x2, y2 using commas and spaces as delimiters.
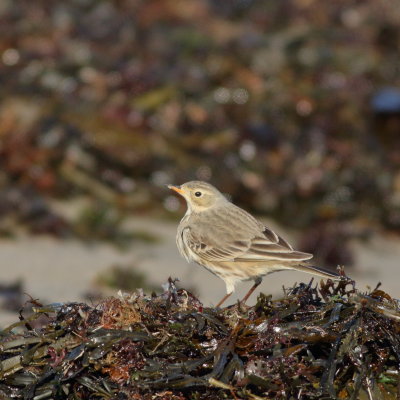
216, 292, 232, 308
240, 277, 262, 305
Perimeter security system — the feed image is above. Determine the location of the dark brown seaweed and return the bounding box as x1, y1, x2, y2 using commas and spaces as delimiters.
0, 279, 399, 399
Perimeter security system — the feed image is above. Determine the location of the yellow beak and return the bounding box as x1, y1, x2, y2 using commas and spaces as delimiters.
168, 185, 184, 195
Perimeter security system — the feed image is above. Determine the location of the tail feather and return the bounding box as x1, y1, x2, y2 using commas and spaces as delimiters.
293, 264, 346, 281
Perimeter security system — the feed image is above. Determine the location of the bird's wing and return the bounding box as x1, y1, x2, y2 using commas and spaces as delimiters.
181, 224, 312, 263
234, 226, 313, 262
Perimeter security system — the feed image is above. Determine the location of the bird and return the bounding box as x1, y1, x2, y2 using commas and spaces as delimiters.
168, 181, 346, 307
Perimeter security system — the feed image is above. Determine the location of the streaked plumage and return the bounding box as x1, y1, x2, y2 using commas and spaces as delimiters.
169, 181, 343, 305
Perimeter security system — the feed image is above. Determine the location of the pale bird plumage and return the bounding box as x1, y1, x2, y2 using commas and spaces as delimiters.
169, 181, 343, 306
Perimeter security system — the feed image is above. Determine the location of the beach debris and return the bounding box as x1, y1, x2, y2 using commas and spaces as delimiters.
0, 279, 399, 399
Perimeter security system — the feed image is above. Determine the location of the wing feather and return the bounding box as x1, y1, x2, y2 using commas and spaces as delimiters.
181, 224, 312, 263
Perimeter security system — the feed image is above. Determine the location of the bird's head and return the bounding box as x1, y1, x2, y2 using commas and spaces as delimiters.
168, 181, 228, 213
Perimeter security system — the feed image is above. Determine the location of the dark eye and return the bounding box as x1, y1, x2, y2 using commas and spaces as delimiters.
194, 191, 202, 197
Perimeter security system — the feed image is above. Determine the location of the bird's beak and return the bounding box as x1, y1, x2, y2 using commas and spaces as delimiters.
168, 184, 184, 195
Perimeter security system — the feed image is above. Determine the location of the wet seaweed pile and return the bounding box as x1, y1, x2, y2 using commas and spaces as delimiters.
1, 279, 399, 399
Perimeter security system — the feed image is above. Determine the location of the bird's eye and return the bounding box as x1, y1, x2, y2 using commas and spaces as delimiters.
194, 191, 202, 197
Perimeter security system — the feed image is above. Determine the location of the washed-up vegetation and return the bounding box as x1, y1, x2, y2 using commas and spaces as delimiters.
1, 278, 399, 399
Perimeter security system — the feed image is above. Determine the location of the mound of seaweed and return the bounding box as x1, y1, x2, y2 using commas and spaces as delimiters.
1, 279, 399, 399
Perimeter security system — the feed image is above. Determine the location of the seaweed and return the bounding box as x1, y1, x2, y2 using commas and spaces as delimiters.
0, 278, 399, 399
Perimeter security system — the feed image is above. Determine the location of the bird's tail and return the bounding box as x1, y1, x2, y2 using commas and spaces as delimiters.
294, 264, 348, 281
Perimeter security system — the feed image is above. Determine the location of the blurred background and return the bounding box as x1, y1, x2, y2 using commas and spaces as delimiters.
1, 0, 400, 325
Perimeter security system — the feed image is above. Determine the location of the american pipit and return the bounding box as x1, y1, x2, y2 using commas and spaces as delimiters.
169, 181, 345, 307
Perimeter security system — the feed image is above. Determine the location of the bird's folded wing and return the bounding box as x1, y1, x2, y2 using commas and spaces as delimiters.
182, 226, 312, 262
